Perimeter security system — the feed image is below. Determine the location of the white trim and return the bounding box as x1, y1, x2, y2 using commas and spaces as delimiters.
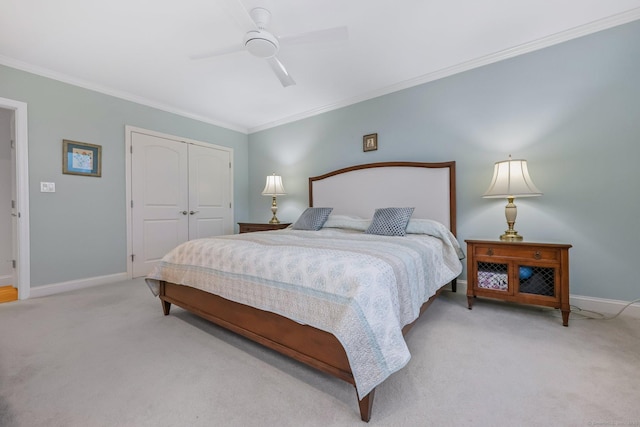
29, 272, 128, 299
248, 8, 640, 133
0, 55, 247, 134
455, 279, 640, 319
124, 125, 234, 279
569, 295, 640, 320
3, 9, 639, 135
0, 97, 30, 300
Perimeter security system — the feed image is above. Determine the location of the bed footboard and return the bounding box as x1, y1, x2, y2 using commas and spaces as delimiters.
159, 281, 376, 420
159, 280, 441, 422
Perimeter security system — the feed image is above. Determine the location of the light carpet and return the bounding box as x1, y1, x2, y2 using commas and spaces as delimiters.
0, 279, 638, 427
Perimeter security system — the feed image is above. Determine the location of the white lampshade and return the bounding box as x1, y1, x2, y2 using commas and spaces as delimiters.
262, 173, 286, 224
262, 174, 286, 196
483, 156, 541, 241
483, 156, 542, 198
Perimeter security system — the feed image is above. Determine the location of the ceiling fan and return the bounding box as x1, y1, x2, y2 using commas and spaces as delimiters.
191, 4, 348, 87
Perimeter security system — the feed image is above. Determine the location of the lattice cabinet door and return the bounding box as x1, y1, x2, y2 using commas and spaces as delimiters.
516, 265, 556, 299
465, 240, 572, 326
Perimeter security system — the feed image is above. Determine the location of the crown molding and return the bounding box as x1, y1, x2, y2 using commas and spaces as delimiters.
0, 55, 249, 134
248, 7, 640, 133
2, 7, 639, 136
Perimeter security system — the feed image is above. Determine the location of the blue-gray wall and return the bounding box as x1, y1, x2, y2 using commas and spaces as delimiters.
0, 65, 249, 286
1, 19, 638, 301
248, 20, 640, 302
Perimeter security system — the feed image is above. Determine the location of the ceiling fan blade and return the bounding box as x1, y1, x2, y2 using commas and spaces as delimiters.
279, 26, 348, 46
266, 56, 296, 87
189, 44, 245, 60
219, 0, 257, 32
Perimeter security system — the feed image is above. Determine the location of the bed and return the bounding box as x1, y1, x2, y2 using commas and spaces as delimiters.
146, 161, 462, 422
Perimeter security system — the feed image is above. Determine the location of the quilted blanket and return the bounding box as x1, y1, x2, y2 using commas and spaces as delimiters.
146, 228, 463, 399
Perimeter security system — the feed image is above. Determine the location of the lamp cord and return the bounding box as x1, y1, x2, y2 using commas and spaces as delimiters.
559, 298, 640, 321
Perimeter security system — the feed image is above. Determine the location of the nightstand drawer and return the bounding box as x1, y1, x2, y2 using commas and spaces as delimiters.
473, 244, 559, 262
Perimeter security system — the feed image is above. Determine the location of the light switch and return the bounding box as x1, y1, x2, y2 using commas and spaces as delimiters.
40, 182, 55, 192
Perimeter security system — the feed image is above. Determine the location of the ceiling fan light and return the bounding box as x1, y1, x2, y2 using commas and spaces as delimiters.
244, 30, 279, 58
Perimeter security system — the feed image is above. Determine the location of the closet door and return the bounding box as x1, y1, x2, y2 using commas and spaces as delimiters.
187, 144, 232, 240
130, 130, 233, 277
131, 131, 189, 278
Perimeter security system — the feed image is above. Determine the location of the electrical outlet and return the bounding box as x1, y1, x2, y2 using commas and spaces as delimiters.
40, 182, 55, 193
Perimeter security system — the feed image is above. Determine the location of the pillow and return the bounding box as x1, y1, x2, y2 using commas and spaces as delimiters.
406, 218, 465, 259
322, 214, 370, 231
292, 207, 333, 231
365, 207, 414, 236
405, 218, 449, 236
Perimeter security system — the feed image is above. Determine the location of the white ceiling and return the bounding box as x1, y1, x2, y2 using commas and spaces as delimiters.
2, 0, 640, 134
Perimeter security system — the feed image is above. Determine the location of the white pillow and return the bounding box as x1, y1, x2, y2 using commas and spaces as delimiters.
405, 218, 449, 235
322, 214, 370, 231
406, 218, 465, 259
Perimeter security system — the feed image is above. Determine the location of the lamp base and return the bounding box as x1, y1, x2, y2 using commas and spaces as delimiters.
269, 216, 280, 224
500, 230, 523, 241
500, 197, 523, 241
268, 196, 280, 224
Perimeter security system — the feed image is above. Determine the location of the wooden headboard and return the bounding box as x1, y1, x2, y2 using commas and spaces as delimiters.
309, 161, 456, 235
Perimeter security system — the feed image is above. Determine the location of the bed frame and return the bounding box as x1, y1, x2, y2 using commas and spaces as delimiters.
158, 161, 457, 422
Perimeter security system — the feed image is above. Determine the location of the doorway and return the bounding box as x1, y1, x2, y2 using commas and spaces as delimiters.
0, 97, 30, 300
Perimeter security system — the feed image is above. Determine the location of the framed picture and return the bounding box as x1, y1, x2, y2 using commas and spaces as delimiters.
363, 133, 378, 152
62, 140, 102, 177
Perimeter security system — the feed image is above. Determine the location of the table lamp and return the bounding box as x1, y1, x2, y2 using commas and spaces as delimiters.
262, 173, 286, 224
483, 155, 542, 241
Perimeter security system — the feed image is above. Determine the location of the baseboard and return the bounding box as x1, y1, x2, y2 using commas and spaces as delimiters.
569, 295, 640, 320
26, 275, 640, 319
0, 274, 13, 286
29, 272, 129, 298
452, 280, 640, 319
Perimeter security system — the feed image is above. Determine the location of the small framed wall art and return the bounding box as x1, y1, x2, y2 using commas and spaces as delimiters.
363, 133, 378, 152
62, 140, 102, 177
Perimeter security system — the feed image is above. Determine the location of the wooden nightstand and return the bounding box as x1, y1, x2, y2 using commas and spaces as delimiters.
238, 222, 291, 233
465, 239, 572, 326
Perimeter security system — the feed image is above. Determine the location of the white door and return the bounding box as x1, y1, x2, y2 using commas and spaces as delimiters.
9, 110, 17, 288
130, 130, 233, 277
188, 144, 232, 239
0, 109, 13, 286
131, 132, 189, 277
0, 98, 29, 299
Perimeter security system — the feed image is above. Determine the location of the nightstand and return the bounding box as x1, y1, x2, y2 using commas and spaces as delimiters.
238, 222, 291, 233
465, 239, 572, 326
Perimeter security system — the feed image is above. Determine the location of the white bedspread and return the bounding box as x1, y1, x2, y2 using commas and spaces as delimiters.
146, 228, 463, 399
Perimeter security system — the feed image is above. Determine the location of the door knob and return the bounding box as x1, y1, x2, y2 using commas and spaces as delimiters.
180, 211, 188, 215
189, 210, 199, 215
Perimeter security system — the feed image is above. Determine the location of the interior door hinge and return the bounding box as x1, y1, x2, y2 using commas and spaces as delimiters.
131, 200, 134, 208
10, 139, 15, 149
131, 254, 135, 262
11, 200, 15, 209
130, 145, 133, 153
12, 260, 16, 269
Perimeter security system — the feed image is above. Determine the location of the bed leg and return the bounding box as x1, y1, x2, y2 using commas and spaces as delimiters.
451, 278, 457, 293
357, 389, 375, 422
161, 299, 171, 315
